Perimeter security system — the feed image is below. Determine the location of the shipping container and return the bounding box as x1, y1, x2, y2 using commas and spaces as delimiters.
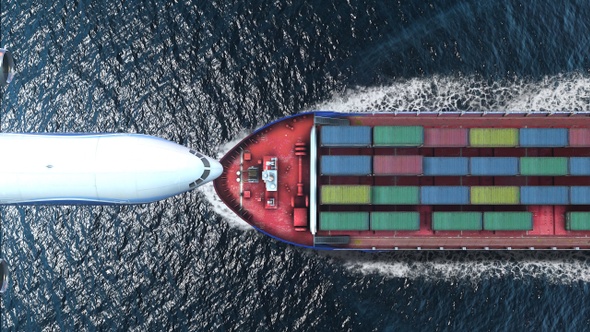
569, 157, 590, 176
321, 126, 371, 147
373, 126, 423, 146
373, 155, 423, 175
470, 157, 519, 176
519, 128, 568, 147
432, 212, 482, 231
470, 186, 519, 204
520, 157, 568, 176
370, 212, 420, 231
566, 212, 590, 231
423, 157, 469, 176
321, 156, 372, 176
569, 128, 590, 147
421, 186, 470, 205
469, 128, 518, 147
483, 212, 533, 231
372, 186, 420, 205
321, 185, 371, 205
320, 212, 370, 231
570, 186, 590, 205
520, 186, 569, 205
424, 128, 469, 147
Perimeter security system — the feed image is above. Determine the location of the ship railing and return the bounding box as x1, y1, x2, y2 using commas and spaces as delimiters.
309, 125, 318, 235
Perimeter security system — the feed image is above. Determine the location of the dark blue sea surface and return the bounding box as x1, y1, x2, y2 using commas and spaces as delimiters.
2, 0, 590, 330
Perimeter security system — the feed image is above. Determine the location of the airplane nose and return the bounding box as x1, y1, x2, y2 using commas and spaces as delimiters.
189, 149, 223, 186
207, 158, 223, 182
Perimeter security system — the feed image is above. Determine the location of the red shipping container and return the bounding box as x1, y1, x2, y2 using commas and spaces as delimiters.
569, 128, 590, 147
374, 155, 423, 175
424, 128, 468, 147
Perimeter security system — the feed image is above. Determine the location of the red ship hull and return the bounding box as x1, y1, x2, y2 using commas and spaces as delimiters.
214, 112, 590, 250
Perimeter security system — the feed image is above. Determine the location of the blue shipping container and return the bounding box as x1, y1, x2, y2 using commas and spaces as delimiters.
520, 186, 569, 205
519, 128, 568, 147
420, 186, 470, 205
321, 156, 372, 176
321, 126, 372, 147
470, 157, 519, 175
570, 186, 590, 205
569, 157, 590, 175
423, 157, 469, 176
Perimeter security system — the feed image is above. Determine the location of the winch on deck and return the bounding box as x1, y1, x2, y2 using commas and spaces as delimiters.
262, 156, 278, 209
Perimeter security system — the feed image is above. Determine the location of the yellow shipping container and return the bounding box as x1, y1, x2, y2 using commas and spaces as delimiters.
469, 128, 519, 147
321, 185, 371, 204
470, 186, 519, 204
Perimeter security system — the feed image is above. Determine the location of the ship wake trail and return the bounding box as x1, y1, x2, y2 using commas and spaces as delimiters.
333, 251, 590, 284
313, 73, 590, 114
199, 133, 253, 230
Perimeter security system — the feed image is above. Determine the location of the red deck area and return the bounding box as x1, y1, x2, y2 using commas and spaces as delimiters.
214, 115, 315, 246
214, 112, 590, 250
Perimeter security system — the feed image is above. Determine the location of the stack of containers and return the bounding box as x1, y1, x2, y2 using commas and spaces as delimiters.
424, 128, 469, 147
569, 128, 590, 147
483, 212, 533, 231
432, 212, 482, 231
421, 186, 469, 204
470, 157, 519, 176
373, 126, 423, 146
320, 212, 369, 231
321, 126, 371, 147
372, 186, 420, 205
566, 212, 590, 231
370, 212, 420, 231
520, 186, 569, 204
321, 155, 372, 176
321, 185, 371, 205
520, 157, 568, 176
373, 155, 423, 175
569, 157, 590, 175
519, 128, 568, 147
470, 186, 519, 204
469, 128, 518, 147
570, 186, 590, 204
423, 157, 469, 176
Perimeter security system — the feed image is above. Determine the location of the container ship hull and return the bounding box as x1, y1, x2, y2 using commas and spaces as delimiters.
214, 112, 590, 250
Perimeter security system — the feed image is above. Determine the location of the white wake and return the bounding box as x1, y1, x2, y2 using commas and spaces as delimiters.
313, 74, 590, 114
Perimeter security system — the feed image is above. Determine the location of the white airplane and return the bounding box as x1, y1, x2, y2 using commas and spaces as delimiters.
0, 133, 222, 204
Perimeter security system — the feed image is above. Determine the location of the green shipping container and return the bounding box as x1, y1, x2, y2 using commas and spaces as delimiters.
483, 212, 533, 231
321, 185, 371, 205
566, 212, 590, 231
372, 186, 420, 205
470, 186, 519, 205
469, 128, 518, 147
373, 126, 424, 146
320, 212, 370, 231
520, 157, 568, 176
370, 212, 420, 231
432, 212, 482, 231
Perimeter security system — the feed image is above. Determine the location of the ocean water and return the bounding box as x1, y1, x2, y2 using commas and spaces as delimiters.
2, 0, 590, 330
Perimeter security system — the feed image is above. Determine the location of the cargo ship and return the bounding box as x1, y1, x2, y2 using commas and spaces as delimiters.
213, 112, 590, 250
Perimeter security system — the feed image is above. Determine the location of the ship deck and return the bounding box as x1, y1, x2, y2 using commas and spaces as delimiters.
214, 112, 590, 250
